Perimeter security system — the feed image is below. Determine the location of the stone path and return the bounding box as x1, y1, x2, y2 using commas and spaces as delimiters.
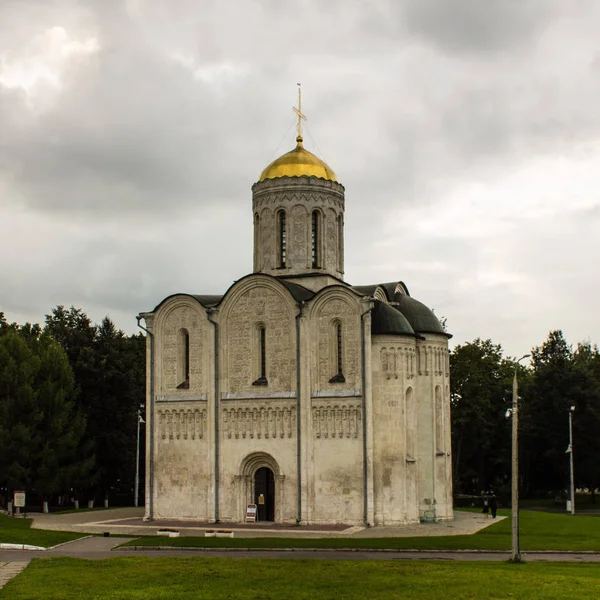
0, 561, 30, 591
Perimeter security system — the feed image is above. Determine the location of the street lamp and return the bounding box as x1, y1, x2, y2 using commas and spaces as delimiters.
511, 353, 530, 563
566, 405, 575, 515
135, 405, 146, 508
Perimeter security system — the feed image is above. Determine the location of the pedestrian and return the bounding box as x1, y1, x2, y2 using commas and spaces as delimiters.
482, 492, 489, 518
490, 493, 498, 519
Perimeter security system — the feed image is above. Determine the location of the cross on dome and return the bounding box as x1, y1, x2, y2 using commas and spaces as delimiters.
293, 82, 307, 140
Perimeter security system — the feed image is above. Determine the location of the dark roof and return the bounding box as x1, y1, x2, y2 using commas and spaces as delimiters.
392, 293, 448, 336
352, 284, 386, 299
354, 280, 449, 337
151, 293, 222, 312
277, 272, 348, 285
371, 300, 416, 336
381, 281, 410, 298
278, 280, 315, 303
191, 295, 223, 307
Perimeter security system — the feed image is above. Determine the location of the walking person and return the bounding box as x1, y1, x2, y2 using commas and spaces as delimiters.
490, 493, 498, 519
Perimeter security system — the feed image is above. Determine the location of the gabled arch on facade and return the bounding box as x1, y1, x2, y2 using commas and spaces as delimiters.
307, 284, 364, 316
307, 285, 364, 389
217, 274, 299, 323
216, 273, 303, 390
152, 295, 211, 394
395, 282, 410, 296
373, 286, 388, 303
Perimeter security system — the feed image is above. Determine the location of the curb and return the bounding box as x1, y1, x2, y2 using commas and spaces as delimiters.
115, 545, 600, 555
0, 543, 45, 551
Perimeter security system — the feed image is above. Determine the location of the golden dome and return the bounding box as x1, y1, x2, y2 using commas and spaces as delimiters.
259, 136, 337, 183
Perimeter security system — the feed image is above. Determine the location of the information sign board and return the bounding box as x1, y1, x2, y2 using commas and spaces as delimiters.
13, 491, 26, 508
246, 504, 257, 523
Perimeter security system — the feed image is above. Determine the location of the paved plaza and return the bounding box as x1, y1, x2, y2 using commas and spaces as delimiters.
30, 507, 504, 539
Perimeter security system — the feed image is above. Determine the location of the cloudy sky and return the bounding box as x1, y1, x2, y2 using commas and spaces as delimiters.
1, 0, 599, 358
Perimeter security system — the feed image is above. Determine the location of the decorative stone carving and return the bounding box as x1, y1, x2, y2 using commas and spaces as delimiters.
161, 303, 204, 393
381, 347, 399, 379
316, 296, 360, 388
252, 177, 345, 278
221, 403, 296, 439
312, 401, 362, 439
224, 284, 294, 393
158, 407, 207, 441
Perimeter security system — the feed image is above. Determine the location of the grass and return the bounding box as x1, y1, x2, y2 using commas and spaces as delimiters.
121, 510, 600, 551
2, 557, 600, 600
0, 513, 83, 548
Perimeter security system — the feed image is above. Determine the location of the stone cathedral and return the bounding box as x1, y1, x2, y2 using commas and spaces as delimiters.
139, 107, 453, 526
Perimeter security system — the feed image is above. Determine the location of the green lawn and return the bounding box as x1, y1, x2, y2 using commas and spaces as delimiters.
122, 510, 600, 551
2, 557, 600, 600
0, 514, 83, 548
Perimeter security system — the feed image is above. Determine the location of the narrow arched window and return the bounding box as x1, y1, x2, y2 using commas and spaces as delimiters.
177, 329, 190, 389
311, 211, 320, 268
336, 322, 343, 374
406, 387, 415, 461
260, 326, 266, 379
253, 325, 268, 386
337, 214, 343, 272
329, 321, 345, 383
278, 210, 287, 268
254, 213, 261, 270
435, 386, 444, 452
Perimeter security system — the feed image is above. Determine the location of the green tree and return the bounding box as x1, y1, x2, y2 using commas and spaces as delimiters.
519, 330, 600, 497
0, 327, 93, 504
572, 342, 600, 501
450, 339, 516, 495
44, 307, 145, 503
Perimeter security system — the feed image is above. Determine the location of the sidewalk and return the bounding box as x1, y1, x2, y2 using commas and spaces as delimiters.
30, 508, 504, 539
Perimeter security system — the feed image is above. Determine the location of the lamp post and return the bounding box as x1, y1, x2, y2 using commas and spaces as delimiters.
566, 405, 575, 515
510, 353, 530, 563
135, 405, 145, 508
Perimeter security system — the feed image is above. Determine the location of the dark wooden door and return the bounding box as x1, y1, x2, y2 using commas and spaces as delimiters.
254, 467, 275, 522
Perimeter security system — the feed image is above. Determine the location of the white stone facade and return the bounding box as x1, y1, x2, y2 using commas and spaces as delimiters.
140, 141, 453, 526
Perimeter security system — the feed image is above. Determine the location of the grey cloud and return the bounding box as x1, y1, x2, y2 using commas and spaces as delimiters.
2, 0, 600, 357
400, 0, 558, 55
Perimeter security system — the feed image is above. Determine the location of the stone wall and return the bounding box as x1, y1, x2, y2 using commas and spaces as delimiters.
153, 399, 211, 519
415, 334, 453, 522
252, 177, 345, 279
219, 277, 297, 394
144, 279, 452, 526
371, 335, 419, 524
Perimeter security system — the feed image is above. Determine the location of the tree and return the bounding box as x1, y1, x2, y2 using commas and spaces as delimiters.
0, 327, 94, 504
450, 339, 516, 496
520, 330, 600, 497
572, 342, 600, 501
44, 307, 145, 502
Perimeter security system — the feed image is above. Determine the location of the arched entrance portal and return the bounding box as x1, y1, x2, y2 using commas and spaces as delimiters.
237, 452, 284, 523
254, 467, 275, 522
